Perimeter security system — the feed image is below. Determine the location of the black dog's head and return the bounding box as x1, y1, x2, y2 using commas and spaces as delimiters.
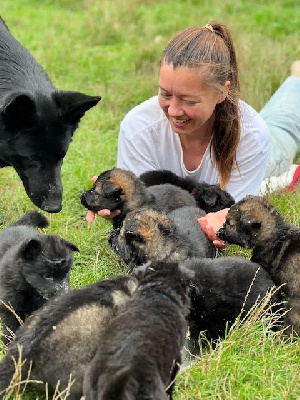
217, 195, 282, 248
20, 234, 79, 299
0, 90, 101, 212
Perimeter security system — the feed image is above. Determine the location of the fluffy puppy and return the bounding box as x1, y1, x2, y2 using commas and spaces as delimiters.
80, 167, 197, 228
0, 275, 138, 399
181, 256, 280, 359
83, 262, 192, 400
139, 169, 235, 212
109, 206, 216, 270
217, 195, 300, 335
0, 211, 79, 341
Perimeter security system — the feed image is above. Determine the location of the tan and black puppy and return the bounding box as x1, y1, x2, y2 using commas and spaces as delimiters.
109, 206, 216, 270
83, 262, 192, 400
217, 195, 300, 335
140, 169, 235, 212
80, 168, 197, 228
0, 275, 138, 399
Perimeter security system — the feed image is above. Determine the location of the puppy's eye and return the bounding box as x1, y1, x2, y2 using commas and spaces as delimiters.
125, 231, 144, 243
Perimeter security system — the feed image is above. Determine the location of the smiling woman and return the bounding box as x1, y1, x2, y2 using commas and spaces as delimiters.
117, 21, 270, 202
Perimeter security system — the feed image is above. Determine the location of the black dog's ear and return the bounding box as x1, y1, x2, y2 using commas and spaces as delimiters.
2, 91, 37, 131
240, 216, 261, 230
53, 91, 101, 125
21, 238, 42, 261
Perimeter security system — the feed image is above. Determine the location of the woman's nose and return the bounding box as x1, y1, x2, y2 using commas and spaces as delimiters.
167, 98, 185, 116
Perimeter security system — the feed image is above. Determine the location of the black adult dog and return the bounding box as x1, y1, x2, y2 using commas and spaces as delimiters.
0, 211, 79, 342
0, 16, 101, 212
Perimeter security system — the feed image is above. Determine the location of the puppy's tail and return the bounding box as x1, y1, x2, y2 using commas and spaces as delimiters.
0, 344, 31, 399
11, 211, 49, 229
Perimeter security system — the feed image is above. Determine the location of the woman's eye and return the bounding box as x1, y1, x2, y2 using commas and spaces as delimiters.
183, 100, 196, 106
159, 92, 171, 99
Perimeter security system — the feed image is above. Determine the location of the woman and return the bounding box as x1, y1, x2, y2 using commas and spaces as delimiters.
88, 22, 300, 246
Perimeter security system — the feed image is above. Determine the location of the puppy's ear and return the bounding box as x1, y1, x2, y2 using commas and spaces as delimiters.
132, 262, 155, 279
63, 240, 80, 252
21, 239, 42, 261
240, 216, 261, 230
2, 91, 37, 131
98, 365, 131, 400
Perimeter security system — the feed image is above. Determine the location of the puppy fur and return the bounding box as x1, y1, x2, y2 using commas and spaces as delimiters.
139, 169, 235, 212
217, 195, 300, 335
80, 168, 197, 228
109, 206, 216, 270
83, 262, 192, 400
181, 256, 281, 358
0, 211, 79, 342
0, 275, 138, 399
0, 17, 101, 212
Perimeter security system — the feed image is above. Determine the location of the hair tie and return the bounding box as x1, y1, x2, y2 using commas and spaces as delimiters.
203, 23, 214, 32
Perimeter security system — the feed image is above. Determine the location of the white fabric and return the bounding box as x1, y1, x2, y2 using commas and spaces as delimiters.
117, 96, 270, 202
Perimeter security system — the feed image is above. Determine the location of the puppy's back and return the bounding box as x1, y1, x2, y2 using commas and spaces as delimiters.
168, 206, 216, 258
0, 275, 138, 398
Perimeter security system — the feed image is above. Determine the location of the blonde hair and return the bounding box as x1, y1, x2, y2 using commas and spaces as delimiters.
160, 21, 240, 190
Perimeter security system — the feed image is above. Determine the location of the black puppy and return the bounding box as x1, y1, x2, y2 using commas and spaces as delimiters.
80, 167, 197, 228
0, 211, 79, 342
139, 169, 235, 212
0, 17, 101, 212
109, 206, 216, 271
217, 195, 300, 335
181, 256, 281, 361
83, 262, 192, 400
0, 275, 138, 399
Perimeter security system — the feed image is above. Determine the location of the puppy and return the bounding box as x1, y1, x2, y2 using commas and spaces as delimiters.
181, 256, 281, 360
0, 275, 138, 399
80, 167, 197, 228
83, 262, 192, 400
0, 16, 101, 212
0, 211, 79, 341
217, 195, 300, 335
109, 206, 216, 270
139, 169, 235, 212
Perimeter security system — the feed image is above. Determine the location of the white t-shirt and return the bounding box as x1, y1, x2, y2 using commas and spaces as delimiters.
117, 96, 270, 202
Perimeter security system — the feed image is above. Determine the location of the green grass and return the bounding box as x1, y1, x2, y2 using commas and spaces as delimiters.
0, 0, 299, 399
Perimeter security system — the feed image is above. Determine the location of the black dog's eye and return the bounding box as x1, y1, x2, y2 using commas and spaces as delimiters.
43, 273, 53, 280
125, 231, 144, 244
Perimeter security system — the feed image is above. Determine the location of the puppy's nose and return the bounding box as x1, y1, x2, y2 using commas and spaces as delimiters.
80, 193, 88, 207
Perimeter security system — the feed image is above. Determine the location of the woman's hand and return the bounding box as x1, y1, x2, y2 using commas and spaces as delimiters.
198, 208, 229, 248
86, 209, 121, 225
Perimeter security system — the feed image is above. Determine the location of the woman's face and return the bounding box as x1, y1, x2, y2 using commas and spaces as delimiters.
158, 64, 229, 138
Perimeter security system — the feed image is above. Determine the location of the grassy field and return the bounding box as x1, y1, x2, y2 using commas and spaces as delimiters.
0, 0, 299, 398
